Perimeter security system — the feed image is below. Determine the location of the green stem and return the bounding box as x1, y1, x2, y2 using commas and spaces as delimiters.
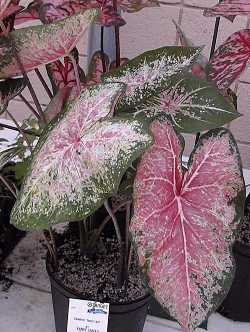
0, 175, 17, 199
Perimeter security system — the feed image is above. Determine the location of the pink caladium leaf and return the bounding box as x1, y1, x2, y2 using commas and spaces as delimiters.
204, 0, 250, 21
0, 0, 22, 21
47, 55, 85, 92
109, 57, 129, 71
0, 77, 26, 113
14, 2, 40, 25
207, 29, 250, 89
131, 120, 245, 332
96, 5, 126, 27
87, 50, 109, 85
103, 46, 202, 112
11, 83, 153, 230
0, 8, 99, 79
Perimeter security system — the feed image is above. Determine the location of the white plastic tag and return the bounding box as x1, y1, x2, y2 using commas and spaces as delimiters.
67, 299, 110, 332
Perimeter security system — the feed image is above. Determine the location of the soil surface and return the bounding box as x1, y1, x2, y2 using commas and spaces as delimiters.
52, 229, 148, 304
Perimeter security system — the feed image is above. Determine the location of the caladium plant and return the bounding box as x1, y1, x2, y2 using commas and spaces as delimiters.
0, 1, 247, 331
130, 120, 245, 331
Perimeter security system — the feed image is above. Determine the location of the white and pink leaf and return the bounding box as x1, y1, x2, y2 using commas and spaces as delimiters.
131, 120, 245, 332
11, 83, 152, 230
0, 8, 98, 79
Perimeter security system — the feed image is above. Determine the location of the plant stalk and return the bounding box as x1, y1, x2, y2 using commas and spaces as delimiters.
69, 54, 81, 96
0, 122, 40, 136
5, 109, 33, 152
35, 68, 53, 99
100, 27, 107, 73
19, 94, 41, 120
0, 175, 17, 199
112, 0, 121, 68
78, 219, 88, 255
104, 200, 124, 287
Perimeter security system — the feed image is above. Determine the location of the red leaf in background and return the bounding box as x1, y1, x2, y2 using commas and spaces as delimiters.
204, 0, 250, 21
15, 2, 40, 25
87, 51, 109, 85
97, 5, 126, 27
0, 0, 22, 21
109, 57, 129, 71
47, 57, 84, 90
131, 120, 244, 332
207, 29, 250, 89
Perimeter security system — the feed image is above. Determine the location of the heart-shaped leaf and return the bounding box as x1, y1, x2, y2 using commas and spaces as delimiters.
103, 46, 202, 112
11, 83, 152, 230
0, 77, 26, 113
0, 8, 98, 79
131, 120, 245, 332
204, 0, 250, 20
131, 72, 239, 133
207, 29, 250, 89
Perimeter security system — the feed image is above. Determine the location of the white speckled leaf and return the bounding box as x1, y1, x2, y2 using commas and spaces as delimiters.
102, 46, 202, 112
131, 120, 245, 332
11, 83, 152, 230
132, 72, 239, 133
0, 8, 98, 79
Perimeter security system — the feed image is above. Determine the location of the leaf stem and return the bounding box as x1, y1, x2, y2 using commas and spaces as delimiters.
5, 109, 33, 152
0, 122, 40, 136
112, 0, 120, 68
100, 27, 107, 73
35, 68, 53, 99
104, 200, 124, 287
0, 174, 17, 199
19, 94, 41, 120
69, 54, 81, 96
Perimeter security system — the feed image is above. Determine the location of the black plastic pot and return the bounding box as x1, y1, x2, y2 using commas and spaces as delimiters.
46, 260, 150, 332
218, 242, 250, 322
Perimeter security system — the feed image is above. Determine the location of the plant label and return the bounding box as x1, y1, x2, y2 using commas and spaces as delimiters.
67, 299, 110, 332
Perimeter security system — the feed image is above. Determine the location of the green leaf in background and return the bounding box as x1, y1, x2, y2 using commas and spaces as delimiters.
131, 72, 240, 133
102, 46, 202, 112
11, 83, 153, 230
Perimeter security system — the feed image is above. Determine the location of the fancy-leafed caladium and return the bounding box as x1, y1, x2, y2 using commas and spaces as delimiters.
0, 8, 98, 79
132, 72, 239, 133
131, 120, 245, 332
11, 83, 153, 230
207, 29, 250, 90
204, 0, 250, 21
0, 77, 26, 113
103, 46, 202, 112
